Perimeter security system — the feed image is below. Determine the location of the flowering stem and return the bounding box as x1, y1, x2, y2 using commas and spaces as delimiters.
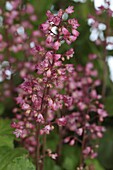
58, 126, 63, 158
79, 111, 87, 169
57, 111, 63, 162
79, 128, 86, 169
40, 133, 47, 170
40, 85, 50, 170
36, 124, 40, 170
36, 83, 49, 170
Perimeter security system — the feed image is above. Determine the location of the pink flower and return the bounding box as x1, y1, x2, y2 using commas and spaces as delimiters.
68, 19, 80, 29
0, 34, 3, 42
13, 129, 23, 138
22, 103, 30, 110
53, 16, 61, 26
65, 48, 74, 59
65, 6, 74, 14
40, 22, 49, 31
54, 54, 61, 61
46, 69, 51, 77
64, 137, 70, 143
62, 27, 70, 36
50, 153, 58, 160
36, 113, 44, 123
72, 29, 79, 37
46, 35, 53, 44
77, 128, 83, 136
26, 4, 34, 14
69, 139, 75, 146
83, 147, 91, 155
53, 41, 61, 50
41, 125, 54, 135
56, 117, 67, 126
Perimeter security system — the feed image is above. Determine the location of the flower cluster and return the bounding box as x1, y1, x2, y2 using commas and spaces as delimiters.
1, 0, 39, 54
40, 6, 79, 49
63, 56, 107, 159
12, 7, 80, 158
0, 1, 43, 99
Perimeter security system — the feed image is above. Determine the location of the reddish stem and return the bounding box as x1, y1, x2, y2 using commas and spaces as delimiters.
36, 124, 40, 170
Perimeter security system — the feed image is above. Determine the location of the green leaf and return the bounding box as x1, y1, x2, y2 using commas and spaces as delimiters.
62, 145, 80, 170
44, 157, 61, 170
7, 156, 35, 170
98, 128, 113, 169
0, 146, 27, 170
85, 159, 104, 170
0, 119, 15, 148
0, 119, 13, 136
0, 136, 14, 148
53, 165, 61, 170
46, 129, 59, 151
44, 157, 55, 170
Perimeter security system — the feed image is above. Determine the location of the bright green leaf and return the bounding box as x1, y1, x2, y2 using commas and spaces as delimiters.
0, 119, 13, 136
0, 146, 27, 170
0, 119, 15, 148
0, 136, 14, 148
7, 156, 35, 170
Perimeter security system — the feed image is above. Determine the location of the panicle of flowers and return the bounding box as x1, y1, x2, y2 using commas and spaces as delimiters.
12, 6, 79, 157
40, 6, 79, 49
0, 1, 43, 99
63, 55, 107, 160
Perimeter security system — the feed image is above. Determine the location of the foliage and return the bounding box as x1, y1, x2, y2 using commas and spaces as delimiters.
6, 156, 35, 170
0, 146, 27, 170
